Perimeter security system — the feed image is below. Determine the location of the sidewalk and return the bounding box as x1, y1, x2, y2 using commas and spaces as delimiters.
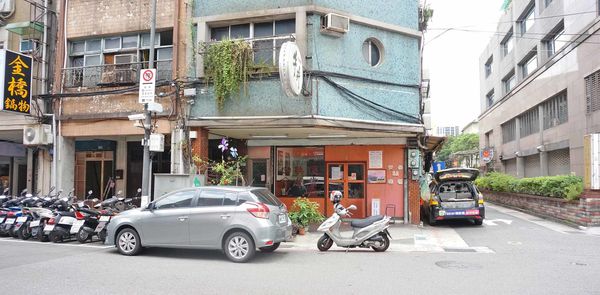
281, 223, 493, 253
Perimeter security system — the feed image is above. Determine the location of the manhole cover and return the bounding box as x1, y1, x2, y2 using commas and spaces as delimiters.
435, 260, 482, 270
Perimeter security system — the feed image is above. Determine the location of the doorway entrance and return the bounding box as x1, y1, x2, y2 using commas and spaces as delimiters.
326, 163, 366, 218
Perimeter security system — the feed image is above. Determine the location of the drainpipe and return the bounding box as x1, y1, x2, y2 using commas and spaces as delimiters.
403, 148, 409, 224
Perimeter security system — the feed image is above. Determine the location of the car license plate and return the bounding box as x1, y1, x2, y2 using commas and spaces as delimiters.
466, 209, 479, 215
99, 216, 111, 222
5, 218, 15, 225
16, 216, 28, 223
446, 211, 465, 216
438, 210, 445, 216
278, 214, 287, 224
29, 220, 40, 227
44, 224, 55, 232
70, 219, 85, 234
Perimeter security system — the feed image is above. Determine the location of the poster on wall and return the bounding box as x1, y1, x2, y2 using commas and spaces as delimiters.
367, 169, 386, 183
277, 150, 284, 176
368, 151, 383, 168
372, 198, 381, 216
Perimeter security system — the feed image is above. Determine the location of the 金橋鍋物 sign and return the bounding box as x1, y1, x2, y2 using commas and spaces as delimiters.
0, 50, 32, 114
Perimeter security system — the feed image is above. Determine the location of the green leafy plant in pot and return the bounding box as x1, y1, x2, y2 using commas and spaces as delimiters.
288, 197, 324, 235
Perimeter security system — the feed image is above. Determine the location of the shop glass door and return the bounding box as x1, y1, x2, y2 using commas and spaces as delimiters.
326, 163, 366, 218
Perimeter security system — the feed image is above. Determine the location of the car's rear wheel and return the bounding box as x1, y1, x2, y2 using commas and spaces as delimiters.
259, 242, 280, 253
428, 210, 437, 226
116, 228, 142, 256
224, 232, 255, 263
473, 219, 483, 226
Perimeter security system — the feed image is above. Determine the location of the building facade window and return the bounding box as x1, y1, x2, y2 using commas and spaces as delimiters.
485, 56, 493, 77
519, 5, 535, 36
502, 71, 516, 94
65, 30, 174, 88
543, 22, 566, 57
486, 89, 495, 108
210, 19, 295, 65
543, 91, 568, 129
501, 30, 513, 57
519, 108, 539, 138
362, 38, 383, 67
520, 50, 537, 78
585, 70, 600, 113
20, 39, 37, 53
275, 147, 325, 198
502, 119, 516, 143
545, 0, 553, 7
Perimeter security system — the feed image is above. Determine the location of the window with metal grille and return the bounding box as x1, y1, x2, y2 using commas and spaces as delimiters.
543, 91, 568, 129
519, 108, 539, 138
519, 49, 537, 78
502, 70, 516, 95
485, 56, 493, 77
502, 119, 516, 143
486, 89, 495, 108
585, 70, 600, 113
501, 29, 513, 57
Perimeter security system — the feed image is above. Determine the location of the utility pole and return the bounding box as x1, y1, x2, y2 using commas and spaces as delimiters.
141, 0, 157, 203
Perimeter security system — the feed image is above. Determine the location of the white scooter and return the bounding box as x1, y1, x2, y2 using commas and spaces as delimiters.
316, 191, 392, 252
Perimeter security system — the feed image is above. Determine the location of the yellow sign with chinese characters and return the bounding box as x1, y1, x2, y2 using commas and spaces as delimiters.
0, 50, 32, 114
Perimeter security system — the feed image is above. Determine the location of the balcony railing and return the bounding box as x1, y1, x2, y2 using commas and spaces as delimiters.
62, 60, 172, 88
204, 35, 295, 67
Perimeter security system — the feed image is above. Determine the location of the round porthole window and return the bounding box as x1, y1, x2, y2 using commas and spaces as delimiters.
362, 38, 383, 66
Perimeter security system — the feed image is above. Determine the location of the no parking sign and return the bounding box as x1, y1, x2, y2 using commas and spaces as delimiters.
139, 69, 156, 103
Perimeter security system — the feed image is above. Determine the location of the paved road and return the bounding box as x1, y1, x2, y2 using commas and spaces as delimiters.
0, 204, 598, 295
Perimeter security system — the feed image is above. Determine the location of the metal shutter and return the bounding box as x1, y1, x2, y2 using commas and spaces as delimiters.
524, 154, 541, 177
586, 70, 600, 113
504, 158, 517, 177
548, 148, 571, 176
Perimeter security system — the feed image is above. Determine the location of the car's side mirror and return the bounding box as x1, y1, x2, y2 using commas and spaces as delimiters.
348, 205, 357, 210
146, 202, 154, 211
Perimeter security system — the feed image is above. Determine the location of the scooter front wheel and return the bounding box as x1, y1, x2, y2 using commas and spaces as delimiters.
317, 234, 333, 251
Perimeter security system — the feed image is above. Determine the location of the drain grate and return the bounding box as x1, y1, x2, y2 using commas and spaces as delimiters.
443, 248, 477, 253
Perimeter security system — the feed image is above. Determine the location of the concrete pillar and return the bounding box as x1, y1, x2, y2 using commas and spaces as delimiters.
517, 156, 525, 178
57, 137, 75, 194
540, 151, 549, 176
190, 127, 209, 163
36, 150, 51, 194
116, 139, 127, 194
26, 148, 33, 193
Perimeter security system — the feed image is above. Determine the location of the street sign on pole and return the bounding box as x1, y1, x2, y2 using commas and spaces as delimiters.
139, 69, 156, 103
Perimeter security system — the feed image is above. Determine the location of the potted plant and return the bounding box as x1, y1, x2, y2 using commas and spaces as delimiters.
288, 197, 324, 235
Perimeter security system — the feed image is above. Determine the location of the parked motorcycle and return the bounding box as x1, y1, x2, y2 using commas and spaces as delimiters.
316, 191, 392, 252
44, 198, 78, 243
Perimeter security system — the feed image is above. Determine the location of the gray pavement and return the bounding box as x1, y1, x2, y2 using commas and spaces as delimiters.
0, 204, 599, 295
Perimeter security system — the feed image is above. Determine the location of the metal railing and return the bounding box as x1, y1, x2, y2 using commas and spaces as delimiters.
62, 60, 172, 88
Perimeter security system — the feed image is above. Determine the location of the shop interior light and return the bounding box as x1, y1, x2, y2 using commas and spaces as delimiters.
251, 135, 288, 138
307, 134, 348, 138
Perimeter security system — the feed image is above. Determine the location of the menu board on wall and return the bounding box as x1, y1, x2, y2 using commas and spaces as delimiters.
368, 151, 383, 168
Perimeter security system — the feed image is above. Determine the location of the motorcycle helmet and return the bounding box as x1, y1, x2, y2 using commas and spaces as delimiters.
329, 190, 343, 203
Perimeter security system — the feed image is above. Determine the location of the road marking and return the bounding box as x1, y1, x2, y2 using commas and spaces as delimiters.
483, 219, 513, 226
0, 238, 112, 249
487, 204, 581, 234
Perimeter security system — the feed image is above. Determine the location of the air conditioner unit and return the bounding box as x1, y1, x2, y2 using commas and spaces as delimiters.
114, 54, 136, 64
322, 13, 349, 35
23, 124, 53, 146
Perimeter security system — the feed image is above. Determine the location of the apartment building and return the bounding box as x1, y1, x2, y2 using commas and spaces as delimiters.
478, 0, 600, 177
52, 0, 178, 198
0, 0, 55, 195
187, 0, 429, 223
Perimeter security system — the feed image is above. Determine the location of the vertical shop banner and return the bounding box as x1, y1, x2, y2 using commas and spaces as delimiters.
0, 50, 32, 114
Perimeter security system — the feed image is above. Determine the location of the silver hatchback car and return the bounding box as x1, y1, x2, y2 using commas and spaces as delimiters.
105, 186, 292, 262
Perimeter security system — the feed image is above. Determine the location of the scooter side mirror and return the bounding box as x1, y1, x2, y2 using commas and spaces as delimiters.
348, 205, 357, 211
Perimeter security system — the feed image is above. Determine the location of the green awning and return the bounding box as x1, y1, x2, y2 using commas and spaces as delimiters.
5, 21, 44, 36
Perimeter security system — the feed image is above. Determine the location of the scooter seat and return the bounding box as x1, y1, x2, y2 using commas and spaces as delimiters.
350, 215, 384, 228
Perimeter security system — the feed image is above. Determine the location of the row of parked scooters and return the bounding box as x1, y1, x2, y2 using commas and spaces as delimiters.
0, 187, 140, 243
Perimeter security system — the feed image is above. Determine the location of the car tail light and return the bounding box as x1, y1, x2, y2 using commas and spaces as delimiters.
246, 202, 270, 219
75, 211, 85, 220
265, 240, 273, 246
47, 218, 56, 225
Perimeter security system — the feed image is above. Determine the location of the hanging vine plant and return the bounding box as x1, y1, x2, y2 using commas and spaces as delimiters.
203, 40, 254, 108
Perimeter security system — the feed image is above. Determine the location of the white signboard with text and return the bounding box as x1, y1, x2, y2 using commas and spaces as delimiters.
139, 69, 156, 103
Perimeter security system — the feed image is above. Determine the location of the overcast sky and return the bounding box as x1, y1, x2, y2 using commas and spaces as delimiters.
423, 0, 503, 130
